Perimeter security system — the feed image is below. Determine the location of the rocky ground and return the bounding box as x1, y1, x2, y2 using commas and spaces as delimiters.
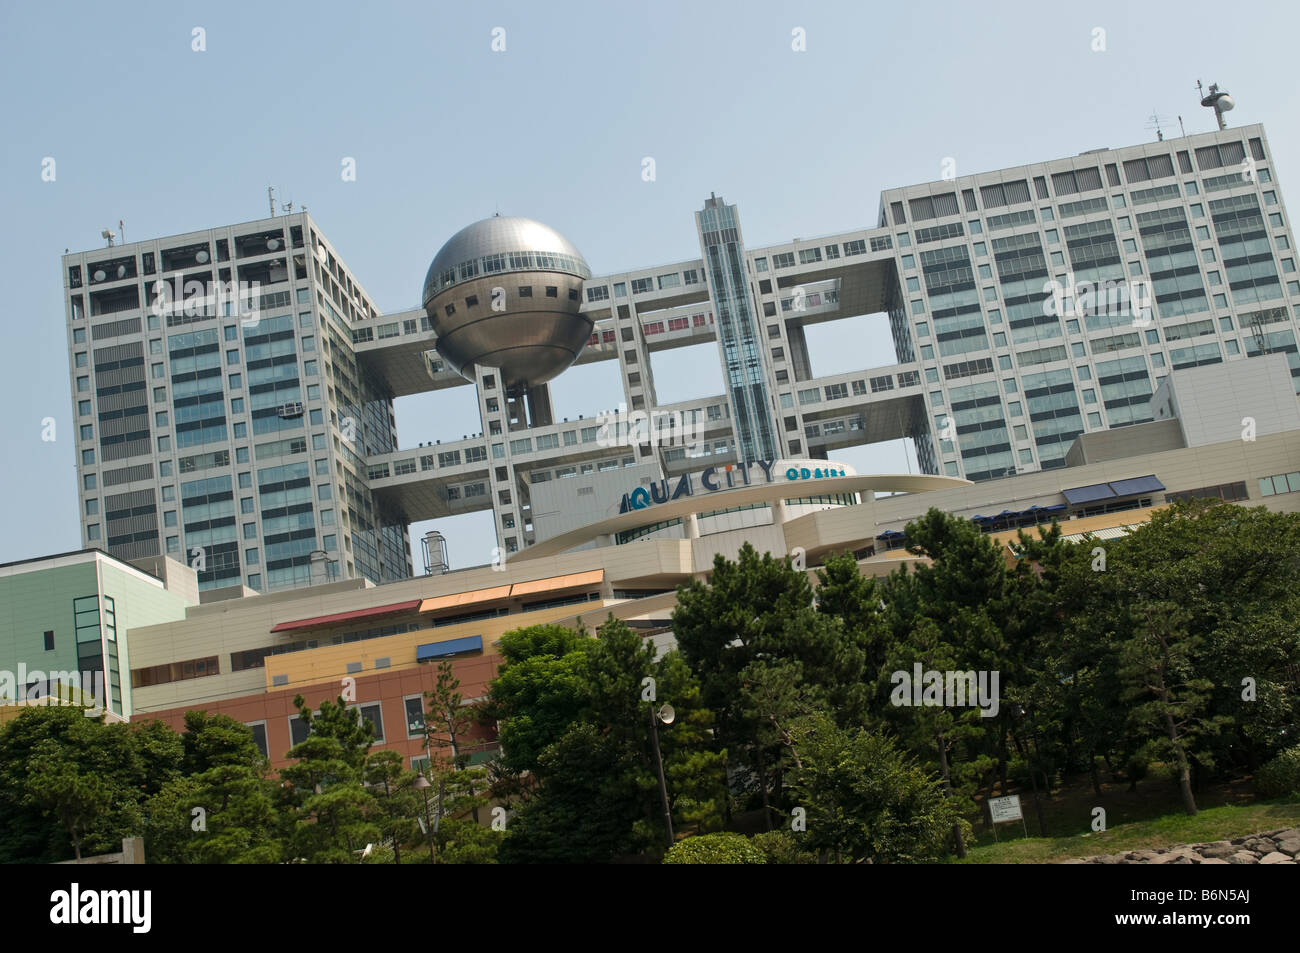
1064, 828, 1300, 864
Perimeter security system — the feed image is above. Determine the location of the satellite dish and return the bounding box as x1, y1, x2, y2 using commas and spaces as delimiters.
1217, 95, 1235, 112
656, 704, 675, 725
196, 249, 210, 263
115, 264, 127, 278
267, 238, 281, 250
92, 270, 106, 282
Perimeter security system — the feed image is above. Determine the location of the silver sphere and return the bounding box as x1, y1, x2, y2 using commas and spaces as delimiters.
421, 216, 593, 390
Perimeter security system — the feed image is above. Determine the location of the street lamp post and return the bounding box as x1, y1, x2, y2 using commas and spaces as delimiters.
648, 702, 676, 849
413, 774, 435, 863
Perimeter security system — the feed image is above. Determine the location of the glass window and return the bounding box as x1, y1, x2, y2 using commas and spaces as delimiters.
229, 373, 242, 389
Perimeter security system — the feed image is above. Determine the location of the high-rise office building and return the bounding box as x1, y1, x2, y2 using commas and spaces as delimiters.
64, 218, 412, 592
64, 122, 1299, 590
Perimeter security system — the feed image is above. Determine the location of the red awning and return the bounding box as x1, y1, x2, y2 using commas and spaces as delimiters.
270, 599, 423, 633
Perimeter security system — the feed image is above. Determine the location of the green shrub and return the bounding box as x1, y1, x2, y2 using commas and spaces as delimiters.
1256, 744, 1300, 799
750, 830, 816, 864
663, 832, 765, 864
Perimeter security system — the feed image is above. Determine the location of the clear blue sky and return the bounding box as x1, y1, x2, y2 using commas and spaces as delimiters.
3, 0, 1297, 571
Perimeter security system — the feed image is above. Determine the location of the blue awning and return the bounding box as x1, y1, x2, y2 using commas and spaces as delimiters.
1108, 474, 1165, 497
1062, 482, 1116, 505
1063, 475, 1164, 505
416, 635, 483, 661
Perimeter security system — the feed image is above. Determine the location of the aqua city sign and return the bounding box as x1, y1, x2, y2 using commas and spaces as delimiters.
618, 460, 849, 513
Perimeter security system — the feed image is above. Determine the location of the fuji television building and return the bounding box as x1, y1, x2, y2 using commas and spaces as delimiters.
60, 121, 1300, 596
43, 118, 1300, 764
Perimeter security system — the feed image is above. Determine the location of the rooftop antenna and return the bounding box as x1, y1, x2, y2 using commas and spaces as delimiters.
1177, 115, 1186, 138
268, 185, 276, 217
1145, 110, 1171, 142
100, 228, 115, 247
118, 219, 126, 244
1197, 80, 1234, 131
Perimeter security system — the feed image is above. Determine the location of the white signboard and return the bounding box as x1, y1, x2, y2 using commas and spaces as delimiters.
988, 795, 1023, 823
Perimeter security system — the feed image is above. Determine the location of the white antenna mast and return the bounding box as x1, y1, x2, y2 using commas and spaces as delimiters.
1197, 80, 1235, 131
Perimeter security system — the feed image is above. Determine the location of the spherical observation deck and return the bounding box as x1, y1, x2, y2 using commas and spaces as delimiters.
421, 216, 593, 390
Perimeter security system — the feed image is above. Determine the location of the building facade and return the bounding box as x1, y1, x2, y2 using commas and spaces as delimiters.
0, 549, 197, 718
63, 122, 1300, 592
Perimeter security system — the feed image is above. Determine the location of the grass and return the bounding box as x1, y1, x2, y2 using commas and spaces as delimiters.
954, 768, 1300, 863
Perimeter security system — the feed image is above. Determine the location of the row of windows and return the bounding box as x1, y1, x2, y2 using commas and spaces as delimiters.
885, 140, 1267, 228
